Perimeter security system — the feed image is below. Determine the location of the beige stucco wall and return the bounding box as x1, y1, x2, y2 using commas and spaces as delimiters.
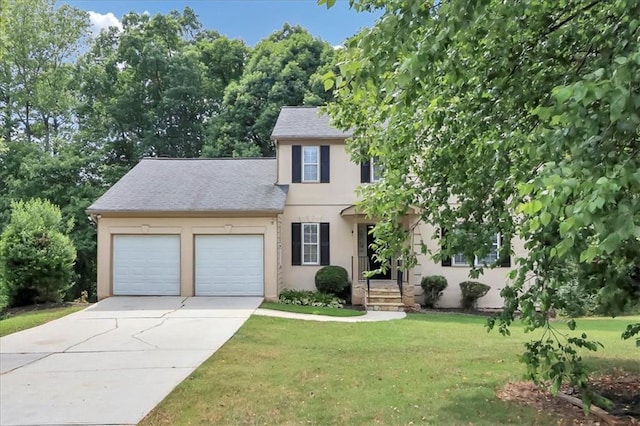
276, 139, 361, 292
412, 222, 527, 309
276, 139, 361, 205
279, 205, 356, 291
95, 215, 279, 301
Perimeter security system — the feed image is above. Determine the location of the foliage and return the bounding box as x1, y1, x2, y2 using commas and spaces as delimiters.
278, 289, 344, 308
0, 0, 89, 149
459, 281, 491, 310
0, 140, 103, 299
420, 275, 448, 308
202, 24, 335, 157
76, 9, 245, 172
324, 0, 640, 403
0, 199, 77, 306
315, 265, 349, 296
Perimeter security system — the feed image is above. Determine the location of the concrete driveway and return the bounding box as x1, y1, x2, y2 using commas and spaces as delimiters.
0, 296, 262, 426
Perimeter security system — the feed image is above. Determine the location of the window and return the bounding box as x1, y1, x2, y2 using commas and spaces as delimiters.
302, 146, 319, 182
302, 223, 319, 264
292, 222, 330, 266
452, 233, 501, 266
293, 145, 329, 183
370, 156, 382, 182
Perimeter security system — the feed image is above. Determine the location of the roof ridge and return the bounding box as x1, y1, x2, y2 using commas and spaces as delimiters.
141, 157, 276, 161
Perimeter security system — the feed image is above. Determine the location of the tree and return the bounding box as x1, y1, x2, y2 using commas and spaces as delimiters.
76, 9, 248, 174
323, 0, 640, 404
0, 0, 89, 151
0, 139, 102, 299
202, 24, 335, 157
0, 199, 77, 306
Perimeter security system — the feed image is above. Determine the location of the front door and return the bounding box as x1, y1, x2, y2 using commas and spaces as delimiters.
366, 225, 391, 279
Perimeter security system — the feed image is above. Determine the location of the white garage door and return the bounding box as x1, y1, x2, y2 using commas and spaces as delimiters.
112, 235, 180, 296
195, 235, 264, 296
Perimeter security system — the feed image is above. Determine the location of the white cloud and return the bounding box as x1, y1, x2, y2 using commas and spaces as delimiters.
88, 11, 123, 34
333, 45, 345, 50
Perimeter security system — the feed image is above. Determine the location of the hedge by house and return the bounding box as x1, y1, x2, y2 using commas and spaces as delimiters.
459, 281, 491, 310
420, 275, 448, 308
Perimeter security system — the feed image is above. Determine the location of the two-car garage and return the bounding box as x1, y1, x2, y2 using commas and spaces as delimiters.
112, 234, 265, 297
88, 158, 286, 300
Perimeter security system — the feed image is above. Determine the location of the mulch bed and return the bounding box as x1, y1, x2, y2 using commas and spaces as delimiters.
497, 371, 640, 425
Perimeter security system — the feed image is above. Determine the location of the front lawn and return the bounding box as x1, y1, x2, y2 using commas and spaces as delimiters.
142, 313, 639, 425
0, 306, 86, 337
260, 301, 365, 317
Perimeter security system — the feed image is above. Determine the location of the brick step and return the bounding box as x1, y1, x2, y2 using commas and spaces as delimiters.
366, 302, 405, 312
367, 296, 402, 304
368, 288, 402, 295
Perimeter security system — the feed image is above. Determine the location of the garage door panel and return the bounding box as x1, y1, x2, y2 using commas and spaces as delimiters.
195, 235, 263, 296
113, 235, 180, 296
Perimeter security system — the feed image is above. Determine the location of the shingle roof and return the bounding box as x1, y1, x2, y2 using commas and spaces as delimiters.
271, 106, 352, 139
87, 158, 288, 214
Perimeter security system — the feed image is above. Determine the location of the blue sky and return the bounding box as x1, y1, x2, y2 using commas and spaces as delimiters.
62, 0, 381, 46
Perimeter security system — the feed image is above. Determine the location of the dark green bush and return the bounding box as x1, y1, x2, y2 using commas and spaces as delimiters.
278, 289, 344, 308
420, 275, 448, 308
0, 199, 77, 307
315, 265, 349, 296
459, 281, 491, 310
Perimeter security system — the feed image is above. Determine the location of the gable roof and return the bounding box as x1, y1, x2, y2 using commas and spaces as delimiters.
87, 158, 288, 214
271, 106, 352, 140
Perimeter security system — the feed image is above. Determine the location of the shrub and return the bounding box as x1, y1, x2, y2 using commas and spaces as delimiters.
420, 275, 448, 308
459, 281, 491, 310
0, 199, 77, 307
315, 265, 349, 296
279, 289, 344, 308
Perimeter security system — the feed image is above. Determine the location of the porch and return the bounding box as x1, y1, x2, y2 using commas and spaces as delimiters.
341, 215, 416, 310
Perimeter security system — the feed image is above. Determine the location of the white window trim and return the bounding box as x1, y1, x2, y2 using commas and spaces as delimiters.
302, 223, 320, 265
370, 156, 381, 182
452, 233, 501, 267
302, 146, 319, 183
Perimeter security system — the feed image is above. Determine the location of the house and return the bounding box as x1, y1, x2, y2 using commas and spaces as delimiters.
88, 106, 523, 309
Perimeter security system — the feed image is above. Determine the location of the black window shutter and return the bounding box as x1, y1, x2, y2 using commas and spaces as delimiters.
320, 145, 330, 183
292, 223, 301, 265
292, 145, 301, 183
360, 160, 371, 183
320, 223, 330, 265
440, 228, 452, 266
499, 234, 511, 267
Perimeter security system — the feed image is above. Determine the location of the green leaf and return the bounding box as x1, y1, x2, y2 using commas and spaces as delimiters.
579, 246, 598, 263
519, 200, 543, 215
600, 233, 621, 254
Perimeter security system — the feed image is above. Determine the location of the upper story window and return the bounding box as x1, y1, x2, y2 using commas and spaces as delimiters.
292, 145, 330, 183
302, 146, 319, 182
370, 156, 382, 182
361, 157, 381, 183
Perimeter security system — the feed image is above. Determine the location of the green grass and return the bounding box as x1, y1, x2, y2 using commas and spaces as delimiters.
142, 313, 640, 425
0, 306, 86, 337
260, 302, 366, 317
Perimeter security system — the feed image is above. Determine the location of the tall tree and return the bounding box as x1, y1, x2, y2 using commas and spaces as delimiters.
323, 0, 640, 403
76, 9, 247, 176
0, 0, 88, 151
202, 24, 335, 157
